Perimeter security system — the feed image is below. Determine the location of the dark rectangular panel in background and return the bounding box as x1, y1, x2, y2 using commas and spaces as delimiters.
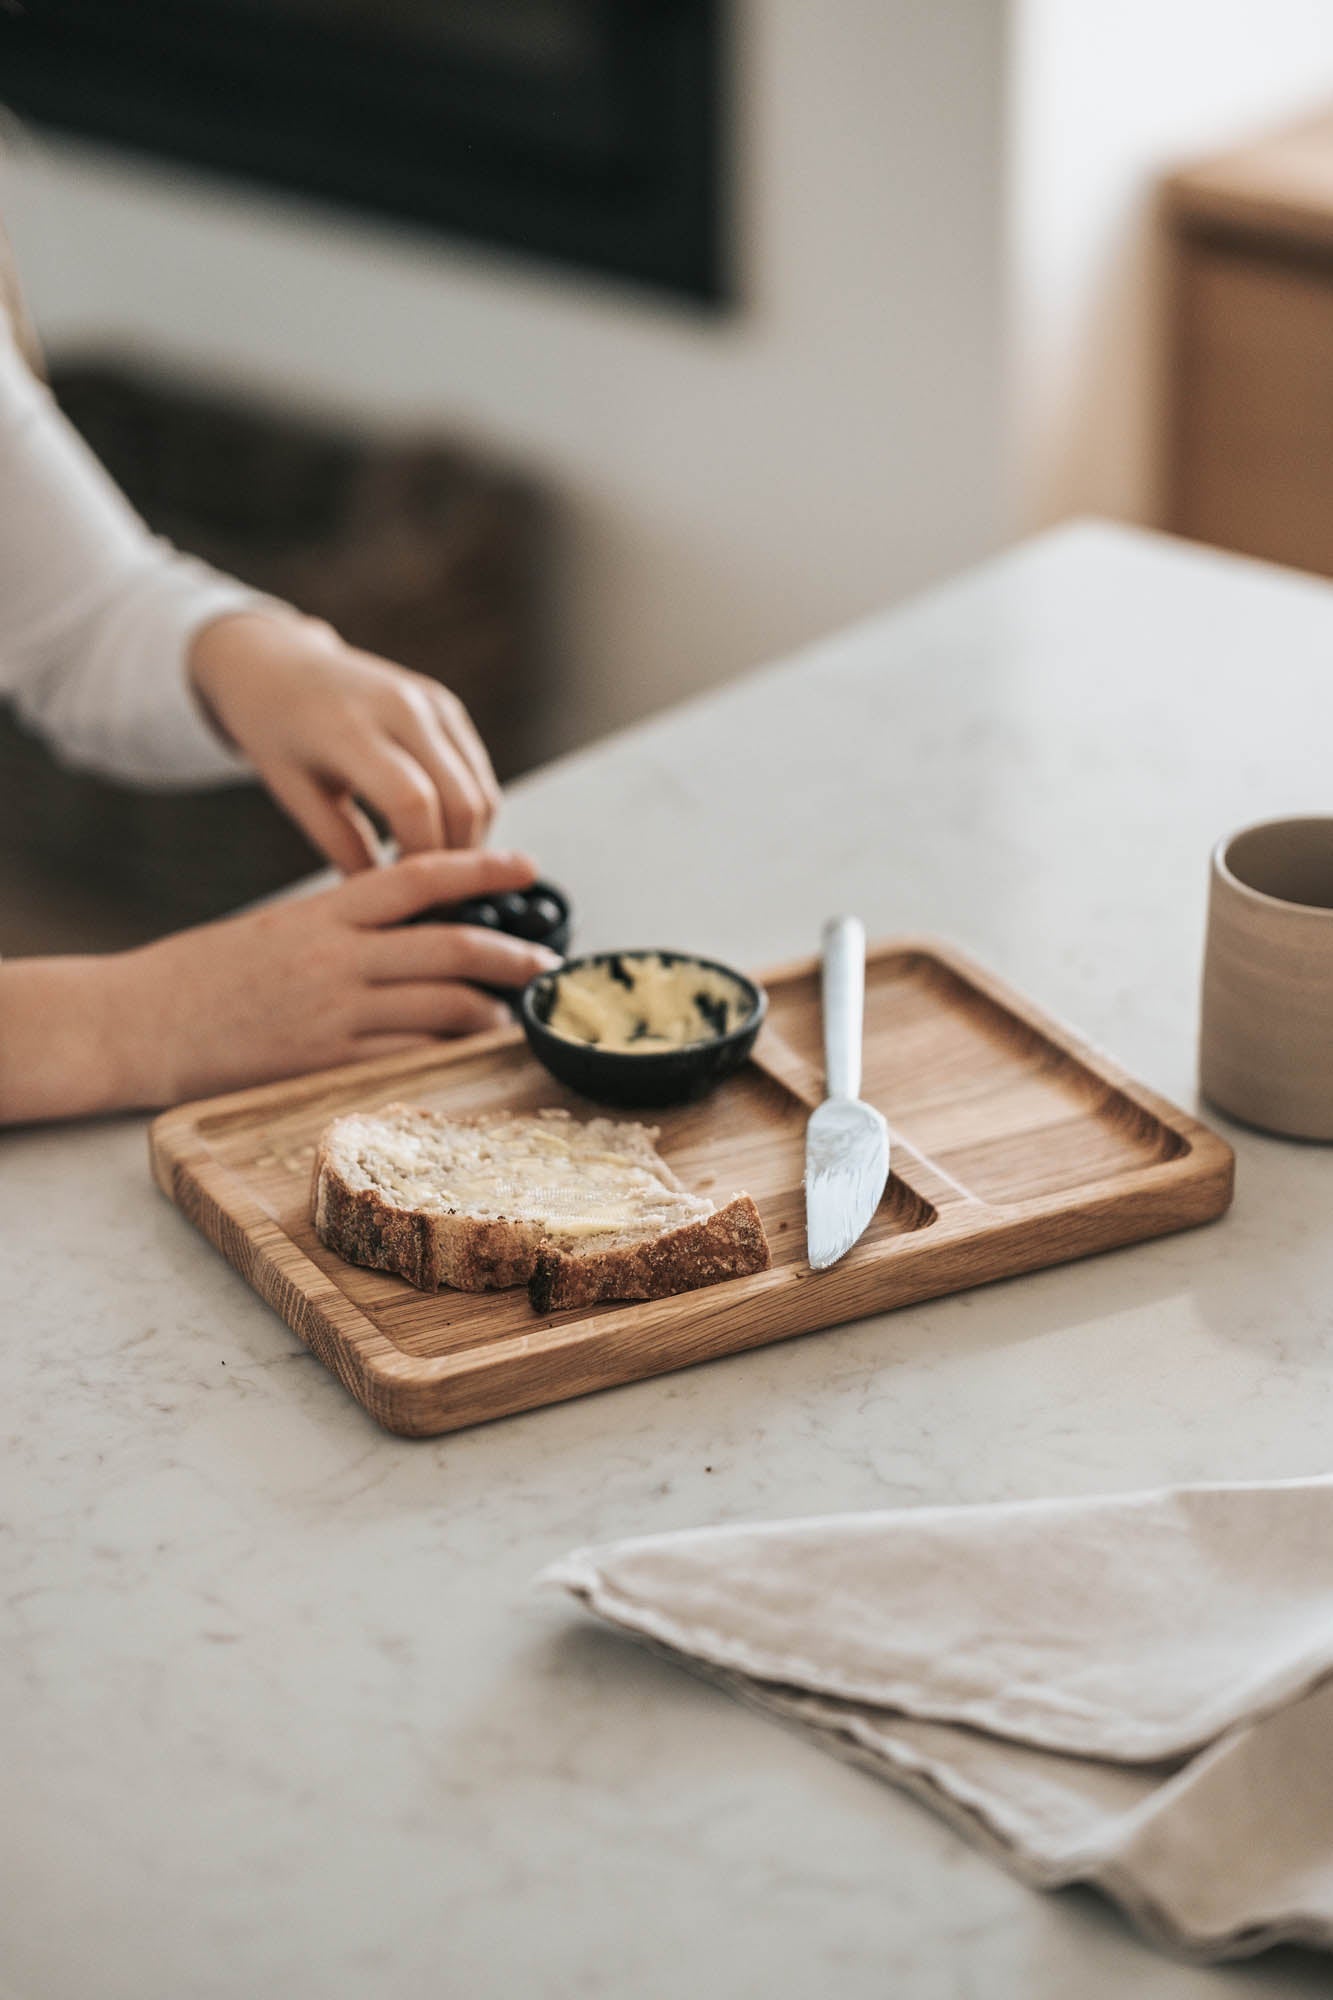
0, 0, 729, 303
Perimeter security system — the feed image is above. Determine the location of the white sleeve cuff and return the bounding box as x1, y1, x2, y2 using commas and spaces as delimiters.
31, 553, 295, 791
113, 557, 287, 790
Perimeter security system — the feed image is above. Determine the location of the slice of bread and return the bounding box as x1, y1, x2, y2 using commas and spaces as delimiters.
528, 1194, 769, 1314
312, 1103, 771, 1308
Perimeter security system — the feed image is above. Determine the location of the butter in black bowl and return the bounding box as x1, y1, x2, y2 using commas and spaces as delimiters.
521, 950, 767, 1108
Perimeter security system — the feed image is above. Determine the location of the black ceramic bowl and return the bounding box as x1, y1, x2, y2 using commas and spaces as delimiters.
405, 878, 572, 960
520, 949, 768, 1108
404, 878, 572, 1013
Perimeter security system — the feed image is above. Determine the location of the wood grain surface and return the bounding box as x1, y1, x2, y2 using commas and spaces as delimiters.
150, 939, 1235, 1436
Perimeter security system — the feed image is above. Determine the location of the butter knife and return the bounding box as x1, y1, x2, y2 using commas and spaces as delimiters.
804, 916, 890, 1269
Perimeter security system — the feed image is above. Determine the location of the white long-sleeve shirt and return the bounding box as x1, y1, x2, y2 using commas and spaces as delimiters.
0, 308, 263, 787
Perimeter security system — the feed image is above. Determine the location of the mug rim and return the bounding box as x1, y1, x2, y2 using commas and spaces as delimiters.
1214, 814, 1333, 919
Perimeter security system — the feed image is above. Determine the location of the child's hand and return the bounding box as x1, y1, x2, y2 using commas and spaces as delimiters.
189, 612, 500, 870
119, 850, 559, 1105
0, 852, 559, 1124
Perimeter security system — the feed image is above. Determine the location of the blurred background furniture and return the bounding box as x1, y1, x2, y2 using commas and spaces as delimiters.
6, 12, 1333, 955
0, 361, 549, 940
1162, 109, 1333, 576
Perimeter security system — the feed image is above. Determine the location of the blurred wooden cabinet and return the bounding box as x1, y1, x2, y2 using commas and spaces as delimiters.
1163, 111, 1333, 576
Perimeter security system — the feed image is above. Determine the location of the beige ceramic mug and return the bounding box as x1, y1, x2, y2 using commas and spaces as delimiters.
1201, 816, 1333, 1140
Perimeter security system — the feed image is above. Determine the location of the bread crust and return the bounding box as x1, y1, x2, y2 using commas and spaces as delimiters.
528, 1194, 771, 1314
312, 1106, 771, 1308
313, 1131, 544, 1291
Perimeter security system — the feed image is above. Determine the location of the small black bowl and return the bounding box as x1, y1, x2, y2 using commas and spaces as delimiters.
520, 949, 767, 1108
404, 878, 572, 1014
404, 878, 572, 960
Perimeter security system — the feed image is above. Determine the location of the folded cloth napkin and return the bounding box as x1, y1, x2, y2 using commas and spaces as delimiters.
545, 1476, 1333, 1961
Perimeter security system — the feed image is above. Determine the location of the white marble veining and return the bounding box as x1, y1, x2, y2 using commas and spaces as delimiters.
5, 523, 1333, 1999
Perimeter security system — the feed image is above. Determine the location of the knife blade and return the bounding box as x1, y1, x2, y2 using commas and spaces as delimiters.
804, 916, 890, 1270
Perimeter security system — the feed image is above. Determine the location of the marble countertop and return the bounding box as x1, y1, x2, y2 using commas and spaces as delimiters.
6, 523, 1333, 2000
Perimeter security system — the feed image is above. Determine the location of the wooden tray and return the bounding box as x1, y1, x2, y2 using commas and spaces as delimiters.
150, 939, 1234, 1437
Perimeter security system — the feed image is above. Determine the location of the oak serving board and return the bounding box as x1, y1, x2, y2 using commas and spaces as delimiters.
150, 939, 1234, 1437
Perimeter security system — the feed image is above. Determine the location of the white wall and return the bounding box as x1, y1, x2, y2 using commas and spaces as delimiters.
1011, 0, 1333, 532
1, 1, 1007, 758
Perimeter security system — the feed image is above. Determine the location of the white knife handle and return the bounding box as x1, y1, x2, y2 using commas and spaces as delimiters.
821, 915, 865, 1101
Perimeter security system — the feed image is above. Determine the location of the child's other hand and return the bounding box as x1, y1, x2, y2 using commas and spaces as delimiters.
189, 612, 500, 869
111, 851, 557, 1107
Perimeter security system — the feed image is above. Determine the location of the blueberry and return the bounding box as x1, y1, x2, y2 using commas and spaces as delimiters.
495, 892, 530, 927
507, 893, 563, 941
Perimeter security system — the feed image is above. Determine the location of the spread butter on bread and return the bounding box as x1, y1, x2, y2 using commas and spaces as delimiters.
312, 1104, 770, 1312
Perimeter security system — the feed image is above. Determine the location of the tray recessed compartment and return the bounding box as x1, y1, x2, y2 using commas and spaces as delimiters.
152, 940, 1233, 1435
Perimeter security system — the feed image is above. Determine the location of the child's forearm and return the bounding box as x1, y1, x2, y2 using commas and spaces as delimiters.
0, 851, 555, 1125
0, 954, 153, 1124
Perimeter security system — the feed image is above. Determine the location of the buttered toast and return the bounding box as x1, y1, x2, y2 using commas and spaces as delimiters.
313, 1104, 770, 1310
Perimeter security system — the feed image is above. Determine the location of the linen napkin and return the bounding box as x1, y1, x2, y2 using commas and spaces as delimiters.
545, 1476, 1333, 1960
